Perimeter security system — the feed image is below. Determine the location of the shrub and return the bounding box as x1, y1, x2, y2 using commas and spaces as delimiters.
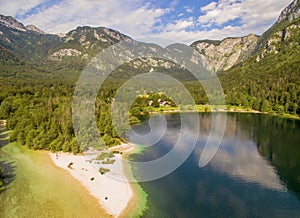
99, 167, 110, 175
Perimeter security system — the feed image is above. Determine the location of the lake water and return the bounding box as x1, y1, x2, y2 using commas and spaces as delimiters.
128, 113, 300, 217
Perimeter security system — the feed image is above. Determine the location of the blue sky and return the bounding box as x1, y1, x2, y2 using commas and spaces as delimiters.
0, 0, 292, 44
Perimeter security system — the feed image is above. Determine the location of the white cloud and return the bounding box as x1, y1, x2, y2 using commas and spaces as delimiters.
209, 140, 286, 191
198, 0, 244, 25
0, 0, 46, 16
184, 6, 194, 13
165, 18, 194, 31
198, 0, 291, 28
18, 0, 169, 37
154, 25, 248, 45
200, 2, 217, 12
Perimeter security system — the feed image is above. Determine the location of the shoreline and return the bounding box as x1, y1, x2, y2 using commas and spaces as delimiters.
49, 143, 139, 217
0, 142, 111, 217
110, 143, 148, 218
149, 107, 299, 120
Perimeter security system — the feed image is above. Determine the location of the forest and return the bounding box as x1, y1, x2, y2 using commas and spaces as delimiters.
0, 50, 299, 155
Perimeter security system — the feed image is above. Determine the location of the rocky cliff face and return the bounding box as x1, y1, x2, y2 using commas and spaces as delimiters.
256, 22, 300, 62
191, 0, 300, 71
0, 14, 27, 32
0, 15, 47, 34
277, 0, 300, 23
191, 34, 258, 72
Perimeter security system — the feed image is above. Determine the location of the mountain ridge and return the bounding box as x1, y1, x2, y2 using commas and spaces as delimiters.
0, 0, 298, 73
0, 0, 298, 77
277, 0, 300, 23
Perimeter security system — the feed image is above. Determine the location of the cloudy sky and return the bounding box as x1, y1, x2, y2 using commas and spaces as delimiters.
0, 0, 293, 44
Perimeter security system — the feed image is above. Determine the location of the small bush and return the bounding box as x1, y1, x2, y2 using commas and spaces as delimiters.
99, 167, 110, 175
95, 152, 114, 161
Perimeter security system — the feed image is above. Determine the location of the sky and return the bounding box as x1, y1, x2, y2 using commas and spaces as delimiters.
0, 0, 293, 44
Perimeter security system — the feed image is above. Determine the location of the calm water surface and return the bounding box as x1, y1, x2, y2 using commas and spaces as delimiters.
128, 113, 300, 217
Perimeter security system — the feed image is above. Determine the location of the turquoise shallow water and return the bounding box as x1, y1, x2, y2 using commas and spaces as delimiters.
0, 128, 109, 218
129, 113, 300, 217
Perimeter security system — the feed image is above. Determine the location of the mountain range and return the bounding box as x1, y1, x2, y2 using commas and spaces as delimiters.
0, 1, 299, 72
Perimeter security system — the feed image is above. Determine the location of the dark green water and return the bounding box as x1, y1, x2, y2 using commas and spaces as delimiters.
129, 113, 300, 217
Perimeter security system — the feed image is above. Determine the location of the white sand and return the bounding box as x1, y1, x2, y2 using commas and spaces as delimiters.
49, 146, 134, 217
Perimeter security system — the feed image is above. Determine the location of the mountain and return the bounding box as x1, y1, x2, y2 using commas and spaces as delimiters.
0, 15, 199, 81
26, 25, 46, 34
191, 0, 300, 73
0, 1, 299, 73
0, 15, 133, 65
218, 0, 300, 115
47, 26, 132, 64
0, 15, 62, 61
0, 14, 27, 32
255, 0, 300, 60
277, 0, 300, 23
0, 15, 46, 34
191, 34, 258, 72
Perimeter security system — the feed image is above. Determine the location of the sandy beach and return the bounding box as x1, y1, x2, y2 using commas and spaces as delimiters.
49, 143, 136, 217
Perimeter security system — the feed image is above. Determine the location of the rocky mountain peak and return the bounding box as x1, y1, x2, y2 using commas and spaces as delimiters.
26, 25, 46, 34
0, 14, 27, 32
277, 0, 300, 23
0, 14, 47, 34
64, 26, 132, 43
254, 0, 300, 62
